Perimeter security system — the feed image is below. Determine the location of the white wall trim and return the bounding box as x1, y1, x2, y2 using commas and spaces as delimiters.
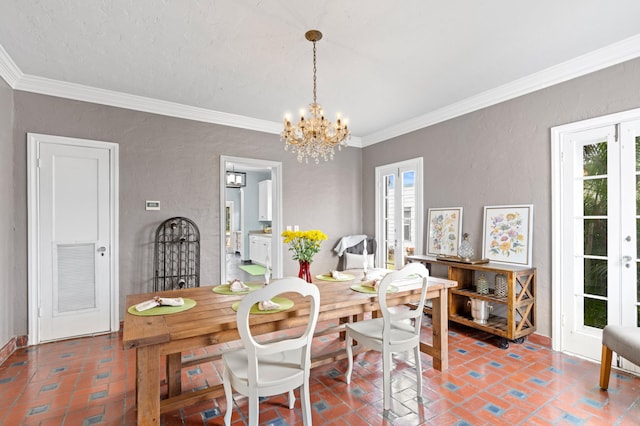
0, 43, 23, 87
3, 35, 640, 145
363, 34, 640, 146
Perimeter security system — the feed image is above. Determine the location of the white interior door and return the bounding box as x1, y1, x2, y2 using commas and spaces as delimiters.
28, 134, 119, 343
375, 158, 423, 270
556, 120, 640, 368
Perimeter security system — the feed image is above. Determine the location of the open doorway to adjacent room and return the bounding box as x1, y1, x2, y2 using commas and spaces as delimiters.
220, 156, 282, 284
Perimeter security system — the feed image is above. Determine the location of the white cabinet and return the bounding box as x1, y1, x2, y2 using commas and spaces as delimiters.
258, 179, 272, 221
249, 234, 272, 266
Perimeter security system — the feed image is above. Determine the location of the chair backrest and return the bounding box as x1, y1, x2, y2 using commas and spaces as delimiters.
377, 263, 430, 335
236, 277, 320, 384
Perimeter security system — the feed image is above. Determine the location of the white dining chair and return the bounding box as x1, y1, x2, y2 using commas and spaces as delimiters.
222, 277, 320, 426
345, 262, 430, 411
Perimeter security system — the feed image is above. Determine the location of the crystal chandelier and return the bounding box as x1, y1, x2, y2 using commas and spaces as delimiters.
281, 30, 350, 164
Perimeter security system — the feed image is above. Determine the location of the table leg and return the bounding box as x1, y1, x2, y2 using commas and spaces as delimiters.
166, 353, 182, 398
430, 289, 449, 371
137, 345, 161, 426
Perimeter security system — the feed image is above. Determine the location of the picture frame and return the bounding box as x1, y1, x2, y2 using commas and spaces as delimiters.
482, 204, 533, 266
427, 207, 463, 256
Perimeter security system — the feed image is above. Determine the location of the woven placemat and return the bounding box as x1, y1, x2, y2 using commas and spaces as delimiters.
231, 297, 294, 314
315, 273, 355, 282
212, 283, 263, 295
349, 284, 398, 294
127, 298, 197, 316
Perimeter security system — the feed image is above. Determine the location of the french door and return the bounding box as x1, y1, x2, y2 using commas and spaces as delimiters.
554, 118, 640, 369
375, 158, 423, 270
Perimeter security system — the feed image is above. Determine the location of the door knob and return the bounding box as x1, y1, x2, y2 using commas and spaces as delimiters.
622, 255, 633, 262
97, 246, 107, 256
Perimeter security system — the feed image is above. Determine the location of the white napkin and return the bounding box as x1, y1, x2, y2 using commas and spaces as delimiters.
362, 279, 381, 290
258, 299, 281, 311
229, 279, 249, 292
331, 270, 348, 280
158, 297, 184, 306
135, 299, 160, 312
135, 296, 184, 312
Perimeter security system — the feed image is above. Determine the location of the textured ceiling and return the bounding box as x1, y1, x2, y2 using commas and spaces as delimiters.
1, 1, 640, 145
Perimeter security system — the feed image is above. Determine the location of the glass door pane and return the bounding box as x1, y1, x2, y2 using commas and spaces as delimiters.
383, 173, 396, 269
581, 142, 608, 329
400, 169, 416, 266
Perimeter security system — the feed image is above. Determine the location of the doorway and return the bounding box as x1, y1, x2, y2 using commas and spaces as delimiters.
552, 111, 640, 373
220, 156, 282, 284
27, 133, 119, 344
374, 158, 423, 269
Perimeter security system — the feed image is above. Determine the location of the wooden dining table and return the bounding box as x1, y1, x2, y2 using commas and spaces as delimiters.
122, 270, 457, 425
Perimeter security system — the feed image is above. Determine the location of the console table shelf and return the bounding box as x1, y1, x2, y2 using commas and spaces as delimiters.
407, 255, 536, 348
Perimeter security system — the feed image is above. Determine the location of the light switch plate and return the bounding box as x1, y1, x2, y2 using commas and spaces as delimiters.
145, 200, 161, 211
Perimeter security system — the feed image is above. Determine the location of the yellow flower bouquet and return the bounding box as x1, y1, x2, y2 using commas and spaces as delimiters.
281, 229, 328, 282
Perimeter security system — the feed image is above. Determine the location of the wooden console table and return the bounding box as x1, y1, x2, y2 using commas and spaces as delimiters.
407, 255, 536, 348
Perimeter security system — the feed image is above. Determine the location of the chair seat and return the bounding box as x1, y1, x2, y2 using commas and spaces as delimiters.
223, 348, 305, 388
346, 317, 417, 346
603, 325, 640, 365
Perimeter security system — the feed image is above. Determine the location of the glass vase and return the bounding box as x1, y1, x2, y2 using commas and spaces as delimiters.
458, 233, 474, 260
476, 273, 489, 295
495, 273, 507, 297
298, 260, 312, 283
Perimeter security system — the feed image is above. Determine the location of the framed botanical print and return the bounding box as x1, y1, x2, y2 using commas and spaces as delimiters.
482, 204, 533, 266
427, 207, 463, 256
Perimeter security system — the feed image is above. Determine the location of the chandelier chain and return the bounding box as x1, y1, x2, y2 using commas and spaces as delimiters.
312, 40, 317, 105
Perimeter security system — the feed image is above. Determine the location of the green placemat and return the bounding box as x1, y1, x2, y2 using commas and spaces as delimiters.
238, 264, 267, 276
350, 284, 398, 294
127, 298, 197, 316
231, 297, 294, 314
315, 273, 355, 282
213, 283, 263, 295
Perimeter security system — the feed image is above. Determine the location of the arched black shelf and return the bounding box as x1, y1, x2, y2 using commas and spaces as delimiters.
153, 217, 200, 291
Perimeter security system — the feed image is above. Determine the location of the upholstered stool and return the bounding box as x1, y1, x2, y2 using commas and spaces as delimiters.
599, 325, 640, 390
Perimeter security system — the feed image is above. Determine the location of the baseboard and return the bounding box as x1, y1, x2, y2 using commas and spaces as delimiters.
0, 335, 27, 366
528, 333, 551, 347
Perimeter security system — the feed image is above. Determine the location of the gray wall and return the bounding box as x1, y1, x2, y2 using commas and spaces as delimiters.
6, 57, 638, 346
10, 91, 362, 336
0, 77, 14, 347
362, 57, 640, 338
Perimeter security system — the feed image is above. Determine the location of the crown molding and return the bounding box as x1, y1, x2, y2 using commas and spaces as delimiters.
0, 43, 23, 87
3, 35, 640, 146
362, 34, 640, 146
12, 74, 284, 134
